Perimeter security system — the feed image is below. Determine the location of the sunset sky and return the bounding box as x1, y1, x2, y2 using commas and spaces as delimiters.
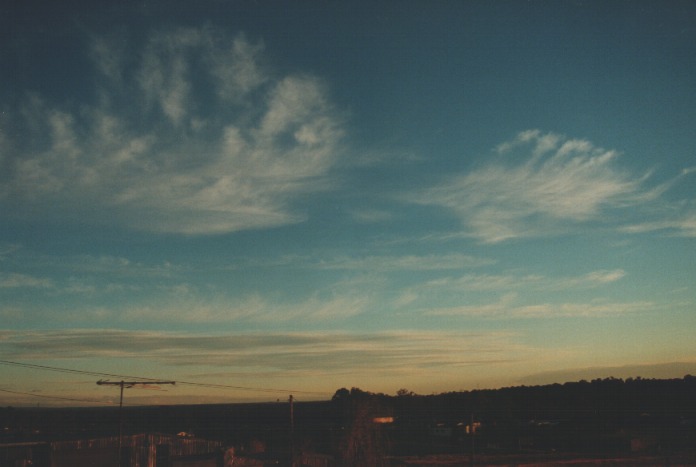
1, 0, 695, 406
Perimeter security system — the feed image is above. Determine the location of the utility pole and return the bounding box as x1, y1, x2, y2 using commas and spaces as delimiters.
289, 394, 295, 467
470, 412, 475, 467
97, 380, 175, 467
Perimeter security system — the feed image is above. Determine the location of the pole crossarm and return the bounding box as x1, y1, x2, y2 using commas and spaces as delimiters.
97, 380, 176, 387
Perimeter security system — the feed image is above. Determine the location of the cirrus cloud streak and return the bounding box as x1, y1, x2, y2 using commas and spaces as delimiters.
408, 130, 664, 243
1, 29, 344, 235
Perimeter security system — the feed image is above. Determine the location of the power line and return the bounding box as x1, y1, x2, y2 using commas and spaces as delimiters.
0, 359, 331, 396
0, 387, 116, 405
0, 359, 156, 380
174, 380, 326, 395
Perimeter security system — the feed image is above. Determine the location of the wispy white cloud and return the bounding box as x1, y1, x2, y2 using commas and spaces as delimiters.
0, 246, 186, 299
137, 29, 202, 125
67, 267, 630, 327
58, 254, 181, 278
618, 167, 696, 238
110, 293, 371, 325
622, 211, 696, 238
212, 33, 268, 101
0, 243, 21, 259
409, 130, 657, 243
423, 274, 542, 292
1, 28, 344, 235
0, 272, 53, 289
0, 265, 374, 325
427, 294, 653, 319
574, 269, 627, 284
421, 269, 625, 293
0, 246, 180, 279
410, 269, 637, 319
316, 253, 494, 271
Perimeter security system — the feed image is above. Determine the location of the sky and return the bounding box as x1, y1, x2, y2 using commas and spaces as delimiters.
1, 0, 695, 406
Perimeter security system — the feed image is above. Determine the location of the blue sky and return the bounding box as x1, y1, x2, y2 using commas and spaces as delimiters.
1, 0, 695, 405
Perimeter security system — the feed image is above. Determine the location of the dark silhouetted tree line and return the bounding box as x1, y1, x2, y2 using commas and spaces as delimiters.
329, 376, 696, 457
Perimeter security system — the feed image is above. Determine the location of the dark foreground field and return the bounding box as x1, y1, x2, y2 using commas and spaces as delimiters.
391, 453, 696, 466
2, 377, 696, 466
